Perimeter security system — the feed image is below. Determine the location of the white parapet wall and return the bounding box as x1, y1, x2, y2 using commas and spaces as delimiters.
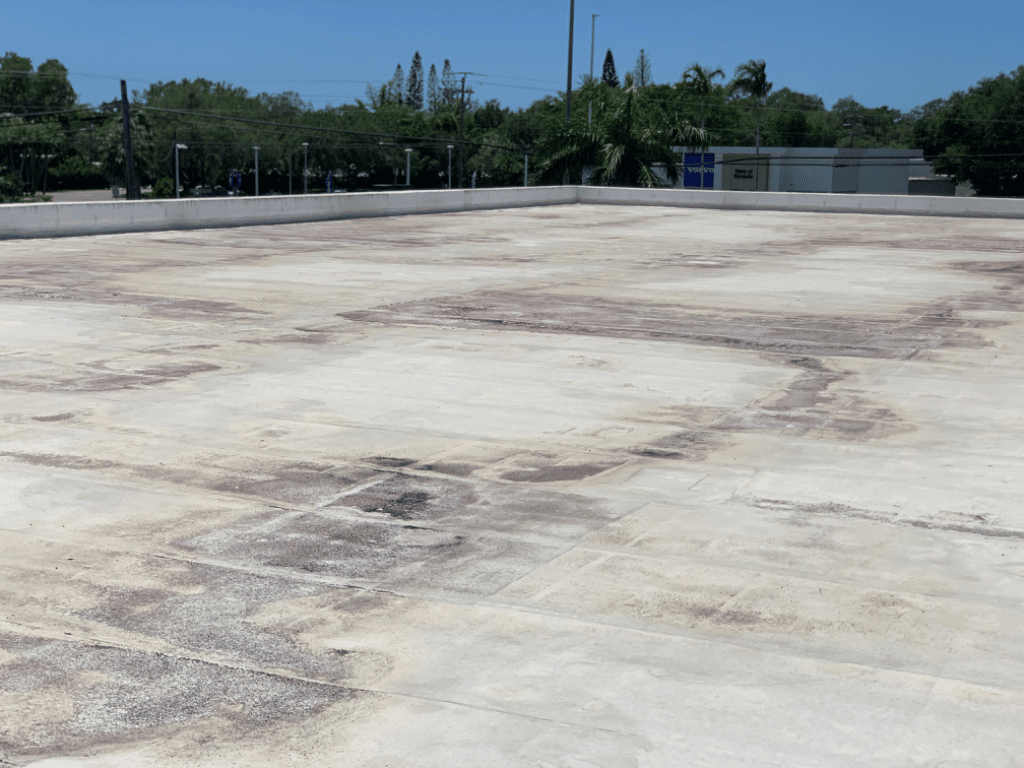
3, 185, 1024, 240
0, 186, 577, 240
578, 186, 1024, 218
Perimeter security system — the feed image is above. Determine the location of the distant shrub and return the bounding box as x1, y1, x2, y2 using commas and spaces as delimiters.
149, 177, 175, 199
50, 156, 107, 190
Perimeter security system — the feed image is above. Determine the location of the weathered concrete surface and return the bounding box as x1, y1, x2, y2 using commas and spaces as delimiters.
1, 205, 1022, 767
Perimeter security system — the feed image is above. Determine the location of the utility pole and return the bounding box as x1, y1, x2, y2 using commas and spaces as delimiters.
302, 142, 309, 193
458, 74, 467, 188
451, 72, 483, 188
120, 80, 138, 200
565, 0, 575, 126
589, 14, 598, 126
254, 146, 260, 196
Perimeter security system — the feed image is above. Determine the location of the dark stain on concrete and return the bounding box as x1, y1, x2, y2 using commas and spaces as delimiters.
954, 259, 1024, 275
0, 450, 380, 509
340, 290, 971, 360
749, 497, 1024, 540
623, 355, 911, 453
0, 362, 221, 393
415, 461, 478, 477
0, 283, 267, 324
630, 430, 725, 461
77, 563, 350, 678
30, 412, 77, 422
0, 632, 353, 759
258, 332, 335, 345
180, 476, 632, 595
0, 452, 120, 472
368, 456, 417, 468
500, 463, 620, 483
714, 358, 911, 441
338, 474, 479, 520
211, 466, 380, 508
900, 237, 1024, 253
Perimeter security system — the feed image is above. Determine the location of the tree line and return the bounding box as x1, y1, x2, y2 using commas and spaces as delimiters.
1, 48, 1023, 200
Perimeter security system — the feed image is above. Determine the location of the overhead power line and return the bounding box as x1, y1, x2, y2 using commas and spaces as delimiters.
139, 105, 529, 153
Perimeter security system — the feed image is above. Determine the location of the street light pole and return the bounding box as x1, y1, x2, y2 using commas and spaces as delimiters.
589, 14, 598, 126
565, 0, 575, 126
302, 142, 309, 194
447, 145, 453, 189
405, 148, 412, 187
524, 153, 528, 187
174, 143, 187, 198
253, 146, 259, 197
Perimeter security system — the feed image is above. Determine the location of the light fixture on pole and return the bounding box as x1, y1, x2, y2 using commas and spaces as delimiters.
301, 142, 309, 194
447, 145, 453, 189
174, 143, 187, 199
253, 147, 260, 197
405, 148, 412, 187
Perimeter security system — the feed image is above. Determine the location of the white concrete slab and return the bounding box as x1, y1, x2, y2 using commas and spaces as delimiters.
1, 205, 1023, 767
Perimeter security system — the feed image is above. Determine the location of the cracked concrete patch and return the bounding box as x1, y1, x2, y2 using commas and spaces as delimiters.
0, 633, 355, 759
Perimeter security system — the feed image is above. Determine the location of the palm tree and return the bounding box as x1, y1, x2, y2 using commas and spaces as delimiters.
538, 73, 708, 188
682, 63, 725, 131
729, 59, 773, 189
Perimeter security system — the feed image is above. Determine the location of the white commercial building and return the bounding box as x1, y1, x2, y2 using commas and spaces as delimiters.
663, 146, 929, 195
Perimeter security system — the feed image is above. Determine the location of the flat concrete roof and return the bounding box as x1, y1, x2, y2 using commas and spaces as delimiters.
1, 204, 1022, 767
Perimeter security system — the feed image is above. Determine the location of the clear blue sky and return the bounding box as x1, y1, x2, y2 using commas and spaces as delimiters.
6, 0, 1022, 113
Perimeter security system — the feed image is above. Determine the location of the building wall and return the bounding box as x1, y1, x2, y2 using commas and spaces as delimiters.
719, 155, 770, 192
909, 178, 956, 196
673, 147, 923, 195
771, 152, 836, 194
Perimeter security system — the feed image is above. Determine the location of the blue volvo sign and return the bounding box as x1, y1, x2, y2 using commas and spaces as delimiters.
683, 153, 715, 189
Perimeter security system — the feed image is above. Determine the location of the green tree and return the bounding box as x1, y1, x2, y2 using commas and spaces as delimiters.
426, 64, 440, 112
682, 63, 725, 130
601, 49, 619, 88
387, 65, 405, 106
0, 53, 77, 115
32, 59, 77, 113
406, 52, 424, 111
441, 60, 457, 106
914, 66, 1024, 197
0, 116, 63, 195
762, 88, 833, 147
729, 59, 772, 186
0, 52, 34, 113
633, 50, 652, 88
537, 73, 707, 187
